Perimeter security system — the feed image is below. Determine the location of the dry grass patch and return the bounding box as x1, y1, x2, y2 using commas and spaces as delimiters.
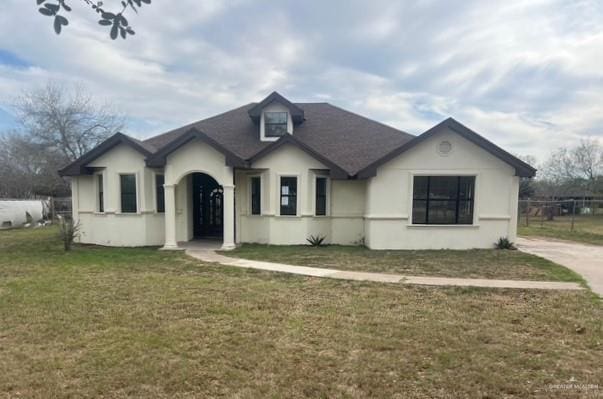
226, 244, 584, 282
0, 228, 601, 398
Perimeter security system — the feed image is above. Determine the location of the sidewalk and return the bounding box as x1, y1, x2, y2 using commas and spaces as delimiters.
186, 248, 584, 291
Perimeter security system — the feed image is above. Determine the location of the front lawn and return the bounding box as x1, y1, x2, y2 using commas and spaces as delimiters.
226, 244, 583, 282
0, 228, 601, 398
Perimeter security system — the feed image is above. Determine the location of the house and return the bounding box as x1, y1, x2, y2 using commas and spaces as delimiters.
59, 92, 536, 250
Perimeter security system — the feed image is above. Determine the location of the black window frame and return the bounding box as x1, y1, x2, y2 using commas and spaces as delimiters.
120, 174, 137, 213
279, 176, 297, 216
156, 174, 165, 213
97, 174, 104, 213
264, 111, 288, 137
315, 176, 328, 216
412, 175, 475, 225
250, 176, 261, 215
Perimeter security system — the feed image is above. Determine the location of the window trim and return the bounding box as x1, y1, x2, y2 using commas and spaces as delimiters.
314, 175, 330, 217
95, 172, 105, 213
155, 173, 165, 213
264, 111, 289, 138
278, 174, 299, 217
410, 173, 477, 226
119, 173, 138, 214
249, 175, 262, 216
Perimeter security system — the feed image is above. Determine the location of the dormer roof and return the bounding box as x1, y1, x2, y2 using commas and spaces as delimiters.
247, 91, 305, 124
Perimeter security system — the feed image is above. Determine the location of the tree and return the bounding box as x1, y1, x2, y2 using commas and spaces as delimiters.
540, 139, 603, 196
516, 154, 537, 198
36, 0, 151, 40
0, 82, 124, 198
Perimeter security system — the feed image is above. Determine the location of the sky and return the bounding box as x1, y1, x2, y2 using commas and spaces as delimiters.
0, 0, 602, 163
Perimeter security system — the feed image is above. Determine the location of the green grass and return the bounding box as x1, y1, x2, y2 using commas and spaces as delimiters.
518, 215, 603, 246
0, 227, 601, 398
226, 244, 584, 282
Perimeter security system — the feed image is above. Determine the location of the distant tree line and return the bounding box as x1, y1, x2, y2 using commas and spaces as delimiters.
520, 140, 603, 199
0, 83, 123, 198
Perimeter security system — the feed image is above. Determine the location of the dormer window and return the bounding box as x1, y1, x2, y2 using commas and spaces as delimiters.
265, 112, 288, 137
248, 92, 305, 142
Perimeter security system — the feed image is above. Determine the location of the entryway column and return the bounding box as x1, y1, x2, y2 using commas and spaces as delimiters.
221, 184, 236, 250
162, 184, 179, 250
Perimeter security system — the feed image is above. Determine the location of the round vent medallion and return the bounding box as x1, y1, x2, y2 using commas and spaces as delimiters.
437, 140, 452, 156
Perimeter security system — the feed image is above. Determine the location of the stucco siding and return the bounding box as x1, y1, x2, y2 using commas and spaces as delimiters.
364, 127, 519, 249
73, 143, 166, 247
238, 144, 365, 245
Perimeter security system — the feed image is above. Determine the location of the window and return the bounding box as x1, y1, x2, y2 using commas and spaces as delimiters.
265, 112, 288, 137
250, 176, 261, 215
156, 174, 165, 213
412, 176, 475, 224
97, 174, 104, 213
280, 176, 297, 216
315, 177, 327, 216
120, 174, 137, 213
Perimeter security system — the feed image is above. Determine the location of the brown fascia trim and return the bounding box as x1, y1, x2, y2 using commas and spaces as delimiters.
145, 128, 247, 168
356, 117, 537, 179
247, 91, 305, 124
58, 133, 153, 177
248, 135, 350, 179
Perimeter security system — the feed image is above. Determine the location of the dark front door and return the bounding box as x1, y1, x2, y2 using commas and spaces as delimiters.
192, 173, 224, 238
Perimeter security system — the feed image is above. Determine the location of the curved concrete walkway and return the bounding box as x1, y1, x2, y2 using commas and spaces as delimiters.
185, 247, 583, 291
517, 237, 602, 297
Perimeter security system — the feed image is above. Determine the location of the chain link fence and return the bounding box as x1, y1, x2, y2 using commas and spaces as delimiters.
518, 199, 603, 235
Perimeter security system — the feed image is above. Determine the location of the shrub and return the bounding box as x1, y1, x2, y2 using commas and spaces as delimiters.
494, 237, 516, 250
306, 234, 326, 247
58, 216, 80, 251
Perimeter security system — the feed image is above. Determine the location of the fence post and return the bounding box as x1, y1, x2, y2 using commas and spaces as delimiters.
526, 198, 530, 227
570, 199, 576, 232
49, 197, 55, 222
540, 202, 545, 227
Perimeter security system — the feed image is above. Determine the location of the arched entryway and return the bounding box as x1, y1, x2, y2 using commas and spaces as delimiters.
162, 167, 235, 251
191, 173, 224, 239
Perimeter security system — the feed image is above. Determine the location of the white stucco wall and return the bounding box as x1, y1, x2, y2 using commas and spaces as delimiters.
73, 143, 165, 247
237, 143, 365, 245
364, 127, 519, 249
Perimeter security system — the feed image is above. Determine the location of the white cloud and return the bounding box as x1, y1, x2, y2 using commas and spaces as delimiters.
0, 0, 602, 163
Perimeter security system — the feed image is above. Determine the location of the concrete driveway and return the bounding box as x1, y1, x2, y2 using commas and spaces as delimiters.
517, 237, 603, 297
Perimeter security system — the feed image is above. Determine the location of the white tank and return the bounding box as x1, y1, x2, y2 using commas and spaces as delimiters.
0, 200, 47, 229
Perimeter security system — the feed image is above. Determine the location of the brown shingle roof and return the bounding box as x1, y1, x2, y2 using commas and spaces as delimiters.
142, 102, 415, 176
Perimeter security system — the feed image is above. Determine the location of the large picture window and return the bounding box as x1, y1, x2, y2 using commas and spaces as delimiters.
156, 174, 165, 213
265, 112, 288, 137
280, 176, 297, 216
120, 174, 137, 213
315, 177, 327, 216
412, 176, 475, 225
97, 174, 104, 213
250, 176, 261, 215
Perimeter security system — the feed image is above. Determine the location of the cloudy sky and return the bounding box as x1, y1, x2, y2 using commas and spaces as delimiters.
0, 0, 602, 162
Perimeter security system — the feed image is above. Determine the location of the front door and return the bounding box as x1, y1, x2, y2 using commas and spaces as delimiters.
192, 173, 224, 238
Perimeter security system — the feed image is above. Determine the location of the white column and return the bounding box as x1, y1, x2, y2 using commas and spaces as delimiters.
221, 184, 236, 250
162, 184, 179, 250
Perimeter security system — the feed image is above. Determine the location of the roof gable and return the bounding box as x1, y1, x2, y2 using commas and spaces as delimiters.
59, 133, 153, 176
356, 118, 537, 178
247, 91, 305, 124
146, 128, 247, 168
249, 134, 349, 179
